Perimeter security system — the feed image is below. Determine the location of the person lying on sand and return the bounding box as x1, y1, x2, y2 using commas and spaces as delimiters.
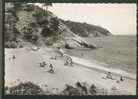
116, 76, 125, 83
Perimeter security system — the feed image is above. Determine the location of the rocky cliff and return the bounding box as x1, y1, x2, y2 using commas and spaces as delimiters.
61, 20, 111, 37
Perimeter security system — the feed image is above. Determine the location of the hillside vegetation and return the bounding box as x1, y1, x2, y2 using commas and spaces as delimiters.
5, 3, 111, 49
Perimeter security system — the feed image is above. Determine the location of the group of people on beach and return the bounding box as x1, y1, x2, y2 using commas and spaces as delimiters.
8, 47, 73, 74
39, 61, 54, 73
38, 47, 73, 73
10, 47, 125, 83
104, 72, 125, 83
9, 55, 16, 61
58, 47, 73, 66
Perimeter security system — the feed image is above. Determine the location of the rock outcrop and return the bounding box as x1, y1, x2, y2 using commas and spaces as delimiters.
61, 20, 111, 37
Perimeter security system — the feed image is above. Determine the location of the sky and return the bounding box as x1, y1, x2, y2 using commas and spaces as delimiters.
47, 3, 137, 35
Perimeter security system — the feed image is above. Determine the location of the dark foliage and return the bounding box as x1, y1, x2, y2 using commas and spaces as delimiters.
22, 27, 38, 44
41, 26, 52, 37
4, 3, 96, 48
32, 8, 49, 26
65, 43, 73, 49
5, 24, 20, 42
61, 82, 98, 95
5, 82, 44, 95
89, 84, 97, 95
50, 17, 59, 32
61, 84, 82, 95
5, 41, 18, 48
5, 81, 111, 95
22, 4, 34, 12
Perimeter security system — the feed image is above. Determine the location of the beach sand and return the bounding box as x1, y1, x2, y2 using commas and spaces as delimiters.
4, 47, 136, 95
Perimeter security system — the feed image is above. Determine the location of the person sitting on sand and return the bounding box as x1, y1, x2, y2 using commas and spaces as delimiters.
40, 63, 44, 67
116, 80, 120, 83
59, 47, 65, 57
106, 72, 113, 79
116, 76, 125, 83
69, 57, 73, 66
64, 55, 73, 66
48, 64, 54, 73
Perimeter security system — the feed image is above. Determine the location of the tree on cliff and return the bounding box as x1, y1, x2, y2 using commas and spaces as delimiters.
41, 2, 52, 14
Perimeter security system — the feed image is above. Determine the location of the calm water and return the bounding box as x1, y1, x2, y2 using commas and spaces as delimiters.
66, 35, 137, 74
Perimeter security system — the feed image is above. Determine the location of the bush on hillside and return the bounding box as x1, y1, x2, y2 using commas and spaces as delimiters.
21, 26, 38, 44
65, 43, 73, 49
50, 17, 59, 32
32, 9, 49, 26
5, 41, 18, 48
22, 4, 34, 12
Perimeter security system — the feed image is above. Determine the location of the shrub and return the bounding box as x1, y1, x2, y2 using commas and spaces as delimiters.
50, 17, 59, 32
5, 82, 44, 95
41, 26, 52, 37
60, 82, 98, 96
23, 4, 34, 12
65, 43, 73, 49
89, 84, 97, 95
5, 41, 18, 48
32, 9, 48, 26
29, 22, 38, 28
61, 84, 81, 95
21, 26, 38, 44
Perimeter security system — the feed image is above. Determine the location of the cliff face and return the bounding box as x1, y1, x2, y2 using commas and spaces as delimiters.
61, 20, 111, 37
5, 3, 110, 49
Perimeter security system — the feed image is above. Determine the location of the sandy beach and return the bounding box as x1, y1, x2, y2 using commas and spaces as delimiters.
4, 47, 136, 95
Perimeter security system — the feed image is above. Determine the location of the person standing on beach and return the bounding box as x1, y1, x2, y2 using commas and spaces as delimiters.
58, 47, 65, 57
12, 55, 16, 60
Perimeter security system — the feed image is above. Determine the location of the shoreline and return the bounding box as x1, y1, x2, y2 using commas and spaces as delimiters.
69, 55, 136, 80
